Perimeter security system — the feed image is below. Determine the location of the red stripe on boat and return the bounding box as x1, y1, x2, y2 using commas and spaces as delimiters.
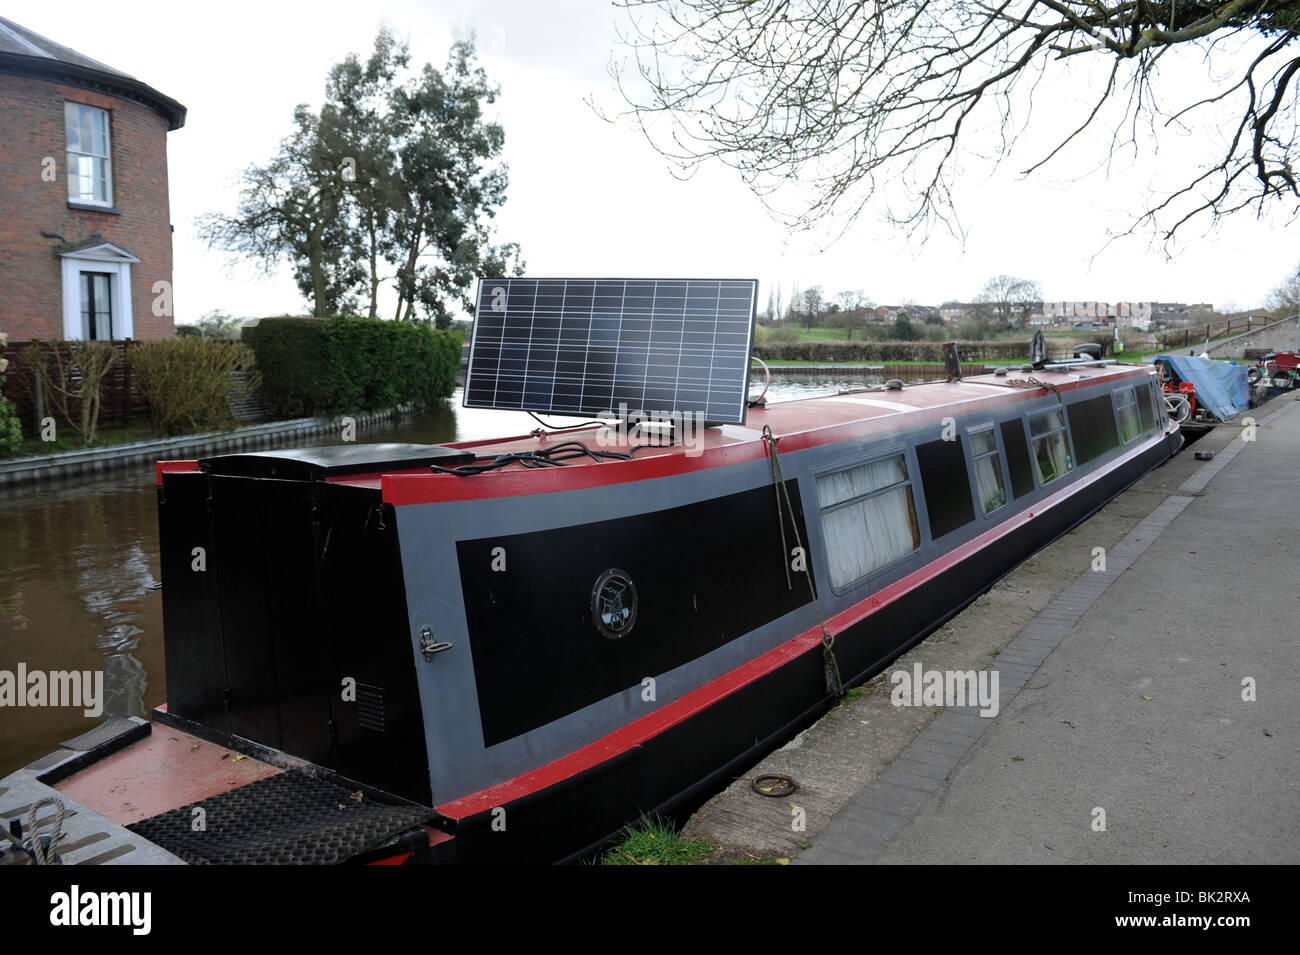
156, 460, 200, 486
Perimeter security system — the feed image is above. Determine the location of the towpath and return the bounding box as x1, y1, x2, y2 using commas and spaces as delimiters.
685, 393, 1300, 864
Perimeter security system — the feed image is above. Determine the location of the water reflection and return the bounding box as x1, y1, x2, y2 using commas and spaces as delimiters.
0, 374, 871, 773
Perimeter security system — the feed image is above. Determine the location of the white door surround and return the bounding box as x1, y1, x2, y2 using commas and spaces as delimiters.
60, 241, 138, 340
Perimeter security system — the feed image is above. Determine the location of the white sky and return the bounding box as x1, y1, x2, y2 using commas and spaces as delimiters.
15, 0, 1300, 322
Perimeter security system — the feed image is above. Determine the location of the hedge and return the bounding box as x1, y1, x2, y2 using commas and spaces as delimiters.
752, 340, 1034, 362
245, 316, 460, 417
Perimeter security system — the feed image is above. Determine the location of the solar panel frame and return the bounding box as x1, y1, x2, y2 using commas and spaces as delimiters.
463, 278, 759, 425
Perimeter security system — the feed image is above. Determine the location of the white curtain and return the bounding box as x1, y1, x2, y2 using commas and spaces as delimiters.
816, 455, 908, 508
973, 455, 1006, 513
1118, 403, 1141, 442
819, 480, 919, 588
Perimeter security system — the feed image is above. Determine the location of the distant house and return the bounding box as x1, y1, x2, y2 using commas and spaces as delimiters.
1041, 301, 1155, 331
939, 301, 971, 325
0, 17, 185, 341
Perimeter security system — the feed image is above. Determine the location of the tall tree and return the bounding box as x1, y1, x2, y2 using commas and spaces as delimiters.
388, 40, 522, 327
198, 106, 361, 317
201, 34, 522, 326
612, 1, 1300, 242
321, 30, 408, 319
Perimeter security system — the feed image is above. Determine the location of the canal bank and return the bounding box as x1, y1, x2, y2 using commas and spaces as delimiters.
685, 392, 1300, 864
0, 407, 413, 488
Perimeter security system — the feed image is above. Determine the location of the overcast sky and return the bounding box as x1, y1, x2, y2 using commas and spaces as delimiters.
17, 0, 1300, 322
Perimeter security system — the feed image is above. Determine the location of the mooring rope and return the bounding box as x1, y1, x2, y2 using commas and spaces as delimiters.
985, 375, 1065, 403
1023, 376, 1064, 403
1, 795, 67, 864
761, 425, 844, 697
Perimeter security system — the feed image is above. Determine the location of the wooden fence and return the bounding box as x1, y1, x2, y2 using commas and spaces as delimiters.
1157, 315, 1284, 349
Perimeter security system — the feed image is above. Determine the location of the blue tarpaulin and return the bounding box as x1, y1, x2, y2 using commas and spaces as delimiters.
1154, 355, 1249, 423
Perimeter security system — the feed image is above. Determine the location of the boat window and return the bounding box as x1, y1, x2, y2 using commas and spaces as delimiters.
1067, 395, 1119, 465
1028, 410, 1072, 485
915, 439, 976, 540
1114, 387, 1142, 443
1135, 379, 1157, 433
816, 454, 920, 589
968, 427, 1007, 515
1000, 419, 1036, 499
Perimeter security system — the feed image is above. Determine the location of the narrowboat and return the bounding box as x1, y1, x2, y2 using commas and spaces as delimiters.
0, 295, 1181, 866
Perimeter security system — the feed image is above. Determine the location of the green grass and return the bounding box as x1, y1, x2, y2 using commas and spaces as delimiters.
788, 326, 860, 341
761, 358, 1026, 368
601, 815, 792, 865
13, 418, 160, 457
601, 815, 715, 865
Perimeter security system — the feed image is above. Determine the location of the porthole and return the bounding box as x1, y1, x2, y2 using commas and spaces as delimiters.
592, 568, 637, 639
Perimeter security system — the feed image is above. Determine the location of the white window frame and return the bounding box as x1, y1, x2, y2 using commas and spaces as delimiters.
65, 102, 113, 207
60, 243, 138, 340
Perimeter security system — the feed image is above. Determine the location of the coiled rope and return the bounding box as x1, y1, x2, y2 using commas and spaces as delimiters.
762, 425, 843, 697
1, 795, 67, 864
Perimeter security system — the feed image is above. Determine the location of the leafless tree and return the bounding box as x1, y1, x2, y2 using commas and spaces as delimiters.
609, 1, 1300, 243
975, 274, 1043, 326
802, 284, 826, 327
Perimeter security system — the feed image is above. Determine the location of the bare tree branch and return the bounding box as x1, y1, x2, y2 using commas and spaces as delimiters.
606, 0, 1300, 244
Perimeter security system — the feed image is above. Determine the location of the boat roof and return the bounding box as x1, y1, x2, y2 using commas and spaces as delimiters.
333, 363, 1157, 505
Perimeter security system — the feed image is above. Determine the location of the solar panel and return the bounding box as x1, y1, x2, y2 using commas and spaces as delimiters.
464, 278, 758, 425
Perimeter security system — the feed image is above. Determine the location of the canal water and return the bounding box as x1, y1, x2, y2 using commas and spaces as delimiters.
0, 372, 881, 773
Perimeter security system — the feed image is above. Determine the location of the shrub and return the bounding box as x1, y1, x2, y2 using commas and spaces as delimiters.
16, 340, 116, 445
0, 333, 21, 458
131, 338, 257, 435
245, 316, 460, 417
0, 398, 19, 458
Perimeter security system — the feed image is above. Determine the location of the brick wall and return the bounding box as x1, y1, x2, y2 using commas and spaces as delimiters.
0, 73, 175, 341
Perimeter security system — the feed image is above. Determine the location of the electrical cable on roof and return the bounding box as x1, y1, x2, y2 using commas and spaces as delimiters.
527, 411, 610, 432
429, 440, 657, 476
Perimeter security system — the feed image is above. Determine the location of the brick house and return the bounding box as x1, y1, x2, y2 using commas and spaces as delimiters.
0, 17, 185, 341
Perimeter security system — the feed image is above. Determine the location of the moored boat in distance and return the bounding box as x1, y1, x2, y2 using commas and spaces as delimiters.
2, 280, 1182, 865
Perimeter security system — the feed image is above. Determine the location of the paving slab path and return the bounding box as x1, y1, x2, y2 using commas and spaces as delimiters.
686, 395, 1300, 865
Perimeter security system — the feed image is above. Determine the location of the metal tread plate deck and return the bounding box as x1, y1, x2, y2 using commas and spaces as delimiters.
60, 715, 141, 752
465, 278, 758, 425
125, 771, 434, 865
